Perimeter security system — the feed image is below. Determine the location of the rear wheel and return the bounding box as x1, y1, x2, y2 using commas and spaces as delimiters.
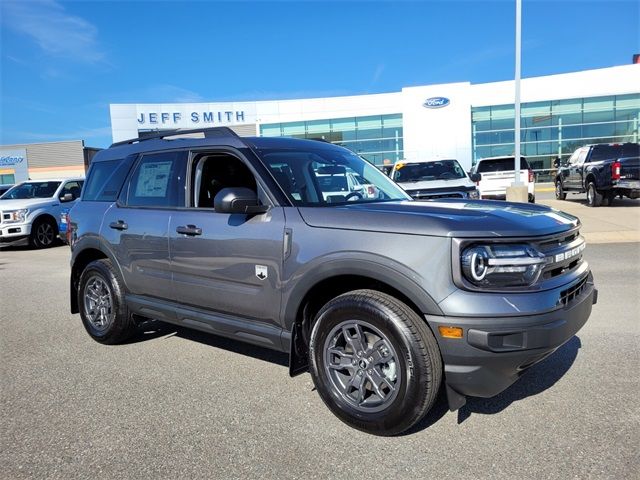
78, 259, 136, 344
586, 182, 602, 207
555, 180, 567, 200
308, 290, 442, 436
29, 217, 57, 248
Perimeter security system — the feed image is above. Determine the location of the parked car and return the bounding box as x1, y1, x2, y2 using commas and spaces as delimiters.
0, 178, 84, 248
390, 158, 480, 200
555, 143, 640, 206
0, 184, 14, 196
315, 166, 378, 201
471, 156, 535, 203
69, 127, 595, 436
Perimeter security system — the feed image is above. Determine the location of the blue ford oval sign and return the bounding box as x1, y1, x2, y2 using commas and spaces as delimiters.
423, 97, 450, 108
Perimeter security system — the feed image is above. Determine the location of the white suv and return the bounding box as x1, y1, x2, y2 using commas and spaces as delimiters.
471, 156, 535, 203
0, 178, 84, 248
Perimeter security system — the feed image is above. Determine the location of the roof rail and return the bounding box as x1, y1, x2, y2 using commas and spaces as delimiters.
109, 127, 240, 148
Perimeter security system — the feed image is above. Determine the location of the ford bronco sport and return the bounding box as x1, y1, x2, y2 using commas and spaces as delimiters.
69, 127, 596, 435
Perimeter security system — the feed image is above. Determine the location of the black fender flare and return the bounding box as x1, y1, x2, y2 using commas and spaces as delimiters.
281, 256, 444, 333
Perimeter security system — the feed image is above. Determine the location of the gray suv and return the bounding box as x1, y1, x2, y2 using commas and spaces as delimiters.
69, 128, 596, 435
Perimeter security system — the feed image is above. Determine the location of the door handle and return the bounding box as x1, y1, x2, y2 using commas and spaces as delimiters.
176, 225, 202, 236
109, 220, 128, 230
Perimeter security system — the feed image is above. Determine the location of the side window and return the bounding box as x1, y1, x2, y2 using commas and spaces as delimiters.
126, 151, 187, 207
190, 153, 257, 208
84, 159, 133, 201
567, 151, 580, 165
60, 181, 83, 200
576, 149, 588, 165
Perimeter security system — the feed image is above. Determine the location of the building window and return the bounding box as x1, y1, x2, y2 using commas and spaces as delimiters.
260, 114, 403, 167
471, 93, 640, 176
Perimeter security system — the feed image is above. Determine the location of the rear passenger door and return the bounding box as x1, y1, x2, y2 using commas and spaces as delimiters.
101, 151, 187, 301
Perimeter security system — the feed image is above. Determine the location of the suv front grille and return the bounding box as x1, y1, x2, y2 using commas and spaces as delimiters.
533, 228, 585, 281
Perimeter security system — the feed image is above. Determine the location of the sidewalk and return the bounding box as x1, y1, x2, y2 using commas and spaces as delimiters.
537, 197, 640, 244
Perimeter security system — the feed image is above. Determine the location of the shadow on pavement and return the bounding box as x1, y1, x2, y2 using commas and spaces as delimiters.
457, 335, 582, 423
126, 322, 582, 433
132, 320, 289, 368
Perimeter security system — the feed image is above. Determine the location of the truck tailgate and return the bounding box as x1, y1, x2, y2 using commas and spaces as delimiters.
619, 156, 640, 181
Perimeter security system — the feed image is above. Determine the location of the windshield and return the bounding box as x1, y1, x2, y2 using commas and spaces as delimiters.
258, 146, 411, 206
393, 159, 467, 182
0, 181, 61, 200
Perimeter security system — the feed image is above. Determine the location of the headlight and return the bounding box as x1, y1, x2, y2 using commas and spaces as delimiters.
461, 243, 546, 287
468, 189, 480, 199
3, 209, 28, 223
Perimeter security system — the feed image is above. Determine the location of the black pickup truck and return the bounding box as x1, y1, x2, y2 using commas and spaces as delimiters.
555, 143, 640, 206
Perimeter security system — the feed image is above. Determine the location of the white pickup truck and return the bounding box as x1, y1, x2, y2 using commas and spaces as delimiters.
0, 178, 84, 248
470, 156, 535, 203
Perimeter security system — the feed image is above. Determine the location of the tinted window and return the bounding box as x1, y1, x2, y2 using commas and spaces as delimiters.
590, 144, 640, 161
60, 181, 84, 200
393, 160, 466, 182
84, 159, 133, 201
476, 157, 529, 173
0, 181, 61, 200
126, 151, 186, 207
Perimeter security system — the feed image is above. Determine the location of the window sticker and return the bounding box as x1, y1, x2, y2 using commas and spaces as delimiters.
135, 161, 172, 197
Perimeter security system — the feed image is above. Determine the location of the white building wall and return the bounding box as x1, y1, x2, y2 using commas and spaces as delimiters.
110, 64, 640, 171
401, 82, 473, 168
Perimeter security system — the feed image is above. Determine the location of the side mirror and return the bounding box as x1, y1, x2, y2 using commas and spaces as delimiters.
214, 187, 269, 215
469, 173, 481, 183
60, 193, 74, 202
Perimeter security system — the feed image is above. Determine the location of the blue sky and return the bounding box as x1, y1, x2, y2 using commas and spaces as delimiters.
1, 0, 638, 148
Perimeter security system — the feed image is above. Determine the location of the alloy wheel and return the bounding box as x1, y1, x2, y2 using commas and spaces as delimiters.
83, 276, 115, 332
323, 320, 401, 413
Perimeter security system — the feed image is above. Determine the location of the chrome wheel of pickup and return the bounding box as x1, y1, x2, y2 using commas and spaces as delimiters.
83, 275, 115, 332
323, 320, 400, 413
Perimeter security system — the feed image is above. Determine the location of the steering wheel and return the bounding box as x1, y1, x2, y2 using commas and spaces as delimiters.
344, 191, 363, 202
439, 172, 454, 179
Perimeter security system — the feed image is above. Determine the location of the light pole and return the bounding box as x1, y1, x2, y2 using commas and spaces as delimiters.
514, 0, 522, 184
507, 0, 528, 202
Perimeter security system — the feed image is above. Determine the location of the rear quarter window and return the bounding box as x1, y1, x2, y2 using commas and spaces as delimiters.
83, 157, 134, 201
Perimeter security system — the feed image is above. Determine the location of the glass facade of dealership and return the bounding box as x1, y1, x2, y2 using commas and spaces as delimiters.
260, 114, 404, 166
471, 93, 640, 171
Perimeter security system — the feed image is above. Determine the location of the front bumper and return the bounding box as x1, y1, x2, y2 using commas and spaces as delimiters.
425, 273, 596, 409
0, 222, 31, 244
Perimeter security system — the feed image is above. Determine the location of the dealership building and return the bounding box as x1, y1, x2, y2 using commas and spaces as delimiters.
106, 63, 636, 173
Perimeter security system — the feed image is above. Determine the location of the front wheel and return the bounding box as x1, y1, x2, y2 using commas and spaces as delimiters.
29, 217, 57, 248
555, 180, 567, 200
308, 290, 442, 436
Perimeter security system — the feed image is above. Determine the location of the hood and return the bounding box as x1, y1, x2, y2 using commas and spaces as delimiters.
398, 178, 474, 192
297, 199, 579, 238
0, 198, 57, 211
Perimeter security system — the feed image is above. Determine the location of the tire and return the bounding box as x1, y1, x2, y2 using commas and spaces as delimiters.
528, 194, 535, 203
29, 217, 57, 249
586, 182, 602, 207
555, 180, 567, 200
78, 259, 135, 344
308, 289, 442, 436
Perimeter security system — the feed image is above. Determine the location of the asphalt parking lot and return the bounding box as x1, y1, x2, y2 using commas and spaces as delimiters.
1, 200, 639, 479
